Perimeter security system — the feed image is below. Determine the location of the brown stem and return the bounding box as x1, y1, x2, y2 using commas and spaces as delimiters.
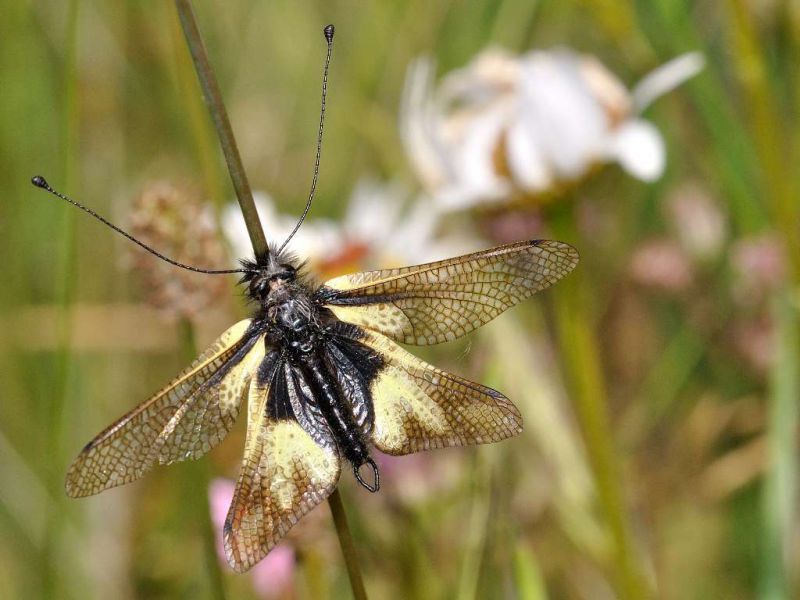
174, 0, 268, 257
328, 489, 369, 600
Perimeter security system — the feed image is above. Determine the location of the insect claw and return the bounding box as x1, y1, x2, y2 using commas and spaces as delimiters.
353, 457, 380, 493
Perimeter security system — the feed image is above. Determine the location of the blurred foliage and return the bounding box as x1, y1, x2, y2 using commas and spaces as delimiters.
1, 1, 799, 599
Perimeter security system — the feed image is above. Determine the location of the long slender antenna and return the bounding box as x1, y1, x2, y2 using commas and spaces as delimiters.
277, 24, 335, 256
31, 175, 249, 275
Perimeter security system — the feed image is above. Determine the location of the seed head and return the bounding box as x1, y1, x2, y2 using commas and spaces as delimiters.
128, 181, 228, 320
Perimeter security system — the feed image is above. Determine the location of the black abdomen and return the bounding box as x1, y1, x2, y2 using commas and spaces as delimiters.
298, 352, 370, 467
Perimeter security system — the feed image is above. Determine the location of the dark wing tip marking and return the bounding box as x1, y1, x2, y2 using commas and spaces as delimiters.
484, 388, 523, 437
493, 387, 524, 432
532, 238, 581, 263
485, 386, 506, 400
478, 386, 524, 437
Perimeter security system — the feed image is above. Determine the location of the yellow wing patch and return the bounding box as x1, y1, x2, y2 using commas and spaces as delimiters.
157, 336, 265, 465
66, 319, 262, 498
224, 378, 340, 573
358, 330, 523, 455
322, 240, 579, 345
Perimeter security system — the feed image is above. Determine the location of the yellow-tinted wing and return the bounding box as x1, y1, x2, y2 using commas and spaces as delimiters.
66, 320, 265, 498
318, 240, 578, 345
344, 328, 522, 455
224, 359, 341, 573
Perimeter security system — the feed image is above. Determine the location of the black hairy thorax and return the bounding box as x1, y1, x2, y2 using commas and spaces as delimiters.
241, 251, 384, 492
265, 282, 326, 352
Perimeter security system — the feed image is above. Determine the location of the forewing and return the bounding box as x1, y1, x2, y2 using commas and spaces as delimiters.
337, 327, 522, 455
318, 240, 578, 345
224, 359, 340, 573
66, 320, 264, 498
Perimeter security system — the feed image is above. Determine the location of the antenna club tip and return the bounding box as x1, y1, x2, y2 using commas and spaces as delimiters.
324, 24, 334, 42
31, 175, 49, 190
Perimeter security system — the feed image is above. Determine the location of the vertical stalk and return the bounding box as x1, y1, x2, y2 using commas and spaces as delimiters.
455, 452, 492, 600
173, 2, 369, 597
760, 292, 799, 599
43, 1, 80, 596
168, 6, 226, 211
727, 3, 800, 597
553, 274, 647, 600
173, 0, 268, 256
577, 0, 652, 58
328, 490, 368, 600
178, 319, 227, 600
727, 0, 799, 276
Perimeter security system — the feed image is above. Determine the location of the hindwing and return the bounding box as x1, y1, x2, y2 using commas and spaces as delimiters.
224, 354, 340, 572
330, 324, 522, 455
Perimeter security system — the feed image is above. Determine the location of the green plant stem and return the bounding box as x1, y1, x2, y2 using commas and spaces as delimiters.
578, 0, 652, 58
727, 0, 799, 277
174, 3, 368, 597
178, 319, 227, 600
728, 5, 800, 597
513, 543, 547, 600
455, 452, 491, 600
760, 292, 799, 600
328, 490, 368, 600
553, 276, 647, 600
43, 1, 80, 597
174, 0, 268, 256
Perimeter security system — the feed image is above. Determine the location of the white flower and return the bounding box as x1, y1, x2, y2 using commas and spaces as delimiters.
342, 179, 476, 268
222, 191, 341, 264
222, 181, 475, 278
402, 48, 704, 210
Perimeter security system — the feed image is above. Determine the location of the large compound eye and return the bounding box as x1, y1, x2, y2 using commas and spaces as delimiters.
272, 264, 296, 281
250, 276, 269, 298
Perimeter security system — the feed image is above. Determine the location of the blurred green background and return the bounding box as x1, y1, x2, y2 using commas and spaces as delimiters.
1, 1, 799, 598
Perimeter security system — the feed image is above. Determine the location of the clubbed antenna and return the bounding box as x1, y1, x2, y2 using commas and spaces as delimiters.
277, 24, 335, 255
30, 175, 249, 275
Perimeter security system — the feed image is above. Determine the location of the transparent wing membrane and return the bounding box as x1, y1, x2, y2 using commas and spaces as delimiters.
65, 320, 263, 497
338, 328, 523, 455
320, 240, 579, 345
224, 364, 340, 572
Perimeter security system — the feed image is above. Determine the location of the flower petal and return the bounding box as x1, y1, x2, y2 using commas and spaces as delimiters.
506, 117, 552, 192
456, 106, 509, 194
518, 50, 607, 179
607, 119, 665, 181
632, 52, 705, 112
250, 545, 296, 599
400, 58, 454, 190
